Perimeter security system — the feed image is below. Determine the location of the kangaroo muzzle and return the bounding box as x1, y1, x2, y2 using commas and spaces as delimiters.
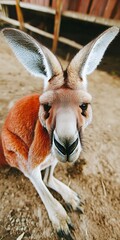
52, 131, 81, 163
54, 136, 78, 157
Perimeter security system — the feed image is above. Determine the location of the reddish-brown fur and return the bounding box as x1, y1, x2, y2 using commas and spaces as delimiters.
0, 27, 119, 239
1, 94, 50, 170
0, 136, 8, 166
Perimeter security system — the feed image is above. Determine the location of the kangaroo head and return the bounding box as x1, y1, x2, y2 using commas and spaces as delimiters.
2, 27, 119, 163
39, 87, 92, 162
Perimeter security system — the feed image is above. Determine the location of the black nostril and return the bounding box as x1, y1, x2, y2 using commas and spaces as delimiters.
54, 137, 66, 155
54, 136, 78, 156
68, 138, 78, 155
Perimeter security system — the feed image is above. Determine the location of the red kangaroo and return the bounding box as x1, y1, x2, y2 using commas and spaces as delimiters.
0, 27, 119, 239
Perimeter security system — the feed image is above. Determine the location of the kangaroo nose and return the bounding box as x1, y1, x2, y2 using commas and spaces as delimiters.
67, 138, 78, 155
54, 136, 78, 156
54, 137, 66, 155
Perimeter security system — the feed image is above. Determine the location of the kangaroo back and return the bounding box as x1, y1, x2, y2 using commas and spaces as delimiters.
0, 135, 8, 166
1, 94, 50, 170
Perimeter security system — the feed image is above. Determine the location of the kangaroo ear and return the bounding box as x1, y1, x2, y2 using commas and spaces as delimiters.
67, 27, 119, 90
2, 28, 64, 90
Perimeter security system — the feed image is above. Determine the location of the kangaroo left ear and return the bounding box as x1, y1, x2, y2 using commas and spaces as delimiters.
67, 27, 119, 90
2, 28, 64, 91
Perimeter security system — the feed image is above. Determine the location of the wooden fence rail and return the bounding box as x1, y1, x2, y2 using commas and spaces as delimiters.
0, 0, 120, 52
21, 0, 120, 20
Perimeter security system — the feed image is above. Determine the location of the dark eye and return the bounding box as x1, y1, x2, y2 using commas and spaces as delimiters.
43, 104, 51, 119
43, 104, 51, 112
80, 103, 88, 116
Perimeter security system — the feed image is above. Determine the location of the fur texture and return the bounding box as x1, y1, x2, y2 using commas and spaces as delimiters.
0, 27, 119, 240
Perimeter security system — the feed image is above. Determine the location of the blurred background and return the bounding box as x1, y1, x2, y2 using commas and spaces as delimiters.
0, 0, 120, 73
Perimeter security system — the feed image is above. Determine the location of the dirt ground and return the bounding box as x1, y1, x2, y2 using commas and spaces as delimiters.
0, 28, 120, 240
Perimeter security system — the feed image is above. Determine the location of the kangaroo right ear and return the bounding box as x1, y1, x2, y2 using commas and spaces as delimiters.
67, 27, 119, 90
2, 28, 64, 90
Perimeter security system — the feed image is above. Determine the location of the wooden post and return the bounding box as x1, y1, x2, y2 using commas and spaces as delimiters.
52, 0, 62, 53
15, 0, 25, 31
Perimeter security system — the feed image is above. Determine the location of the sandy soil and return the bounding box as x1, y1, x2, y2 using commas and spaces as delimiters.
0, 30, 120, 240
